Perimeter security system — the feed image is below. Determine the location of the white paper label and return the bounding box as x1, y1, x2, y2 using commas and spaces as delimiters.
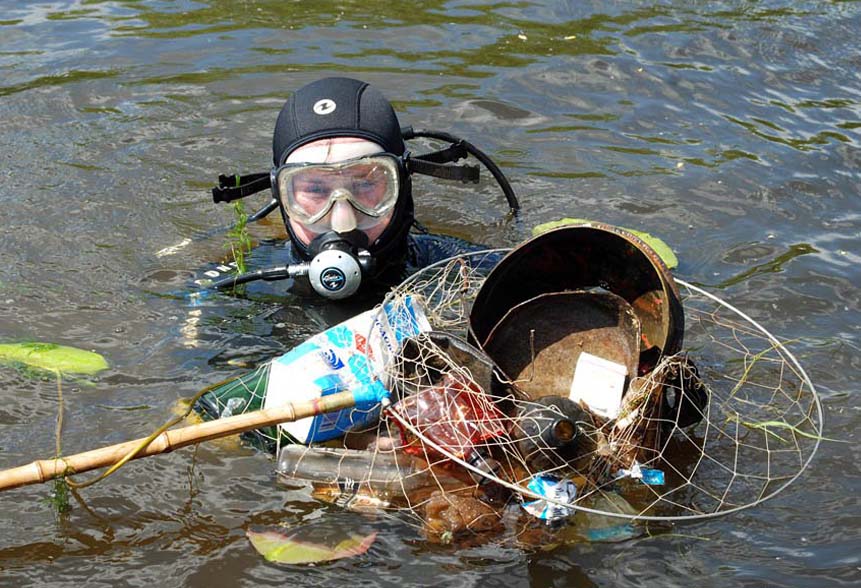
568, 352, 628, 420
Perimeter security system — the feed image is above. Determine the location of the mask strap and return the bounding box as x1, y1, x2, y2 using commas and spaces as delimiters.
407, 156, 480, 184
402, 127, 520, 212
211, 172, 271, 203
412, 141, 469, 164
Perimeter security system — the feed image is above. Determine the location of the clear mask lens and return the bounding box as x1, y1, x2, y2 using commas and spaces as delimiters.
275, 155, 400, 230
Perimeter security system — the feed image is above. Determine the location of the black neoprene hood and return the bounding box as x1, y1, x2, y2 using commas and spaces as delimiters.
272, 77, 406, 166
272, 77, 414, 269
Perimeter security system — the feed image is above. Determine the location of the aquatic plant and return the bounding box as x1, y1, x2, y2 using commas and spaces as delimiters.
0, 342, 108, 515
0, 342, 108, 375
226, 200, 252, 275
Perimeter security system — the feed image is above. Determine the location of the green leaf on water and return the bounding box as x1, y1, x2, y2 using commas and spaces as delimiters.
246, 529, 377, 564
532, 218, 679, 269
0, 342, 109, 375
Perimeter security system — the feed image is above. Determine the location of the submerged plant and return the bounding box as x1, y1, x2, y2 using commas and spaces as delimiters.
226, 200, 252, 275
46, 477, 72, 515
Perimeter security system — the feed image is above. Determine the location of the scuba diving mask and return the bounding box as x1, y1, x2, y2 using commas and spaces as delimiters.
273, 154, 402, 232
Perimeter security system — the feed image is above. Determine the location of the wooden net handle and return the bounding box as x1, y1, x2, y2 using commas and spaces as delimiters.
0, 391, 357, 491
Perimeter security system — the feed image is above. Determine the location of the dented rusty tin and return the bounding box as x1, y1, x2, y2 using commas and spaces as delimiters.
483, 291, 641, 400
469, 223, 684, 377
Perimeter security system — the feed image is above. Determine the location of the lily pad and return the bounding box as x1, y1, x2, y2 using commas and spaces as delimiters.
247, 528, 376, 565
532, 218, 679, 269
0, 342, 109, 375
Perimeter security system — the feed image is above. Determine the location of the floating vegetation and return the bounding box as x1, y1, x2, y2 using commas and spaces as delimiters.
730, 414, 845, 444
532, 218, 679, 269
0, 342, 107, 514
0, 342, 108, 375
246, 528, 377, 564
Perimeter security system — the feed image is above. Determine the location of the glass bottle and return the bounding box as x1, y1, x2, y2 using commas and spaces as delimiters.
512, 395, 595, 472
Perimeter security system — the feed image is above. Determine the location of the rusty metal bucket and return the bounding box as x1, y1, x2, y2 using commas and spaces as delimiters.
470, 223, 684, 379
483, 291, 641, 401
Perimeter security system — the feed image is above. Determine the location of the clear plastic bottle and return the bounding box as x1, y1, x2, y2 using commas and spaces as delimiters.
392, 373, 509, 500
277, 445, 463, 506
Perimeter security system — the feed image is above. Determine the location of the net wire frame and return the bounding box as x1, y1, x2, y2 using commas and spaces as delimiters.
205, 249, 823, 533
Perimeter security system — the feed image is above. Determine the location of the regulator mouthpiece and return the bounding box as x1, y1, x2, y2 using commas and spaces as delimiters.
307, 231, 374, 299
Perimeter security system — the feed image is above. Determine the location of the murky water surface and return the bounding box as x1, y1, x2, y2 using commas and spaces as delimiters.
0, 1, 859, 586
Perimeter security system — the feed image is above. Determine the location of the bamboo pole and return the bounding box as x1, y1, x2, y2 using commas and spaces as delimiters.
0, 390, 357, 492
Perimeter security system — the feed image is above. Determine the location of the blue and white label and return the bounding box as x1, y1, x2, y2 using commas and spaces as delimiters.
615, 461, 665, 486
522, 475, 578, 521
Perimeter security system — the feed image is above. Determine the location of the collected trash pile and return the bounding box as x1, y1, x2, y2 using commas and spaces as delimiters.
198, 224, 822, 543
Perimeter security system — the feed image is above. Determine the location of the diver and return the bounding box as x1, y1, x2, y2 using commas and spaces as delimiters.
201, 76, 519, 302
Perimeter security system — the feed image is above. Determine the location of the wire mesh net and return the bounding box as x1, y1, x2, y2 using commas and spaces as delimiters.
199, 249, 822, 541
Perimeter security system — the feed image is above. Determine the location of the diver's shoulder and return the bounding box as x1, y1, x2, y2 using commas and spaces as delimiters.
408, 231, 487, 252
405, 231, 487, 269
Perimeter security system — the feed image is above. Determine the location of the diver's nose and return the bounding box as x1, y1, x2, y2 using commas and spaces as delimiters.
330, 198, 358, 233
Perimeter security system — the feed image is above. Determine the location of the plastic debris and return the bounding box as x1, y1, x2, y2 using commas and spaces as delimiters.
615, 461, 666, 485
585, 523, 639, 542
522, 475, 578, 522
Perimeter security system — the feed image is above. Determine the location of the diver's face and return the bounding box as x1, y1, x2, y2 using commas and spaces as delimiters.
283, 138, 395, 247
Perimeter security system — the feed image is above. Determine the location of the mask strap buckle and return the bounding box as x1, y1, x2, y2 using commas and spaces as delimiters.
412, 141, 469, 164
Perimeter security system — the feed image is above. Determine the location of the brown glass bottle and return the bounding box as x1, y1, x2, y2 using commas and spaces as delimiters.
513, 395, 595, 472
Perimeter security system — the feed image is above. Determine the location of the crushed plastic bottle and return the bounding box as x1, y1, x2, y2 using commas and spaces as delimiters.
392, 372, 508, 496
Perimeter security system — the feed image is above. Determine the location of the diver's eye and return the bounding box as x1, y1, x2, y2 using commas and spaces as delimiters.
353, 180, 379, 193
305, 182, 329, 196
294, 179, 331, 198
